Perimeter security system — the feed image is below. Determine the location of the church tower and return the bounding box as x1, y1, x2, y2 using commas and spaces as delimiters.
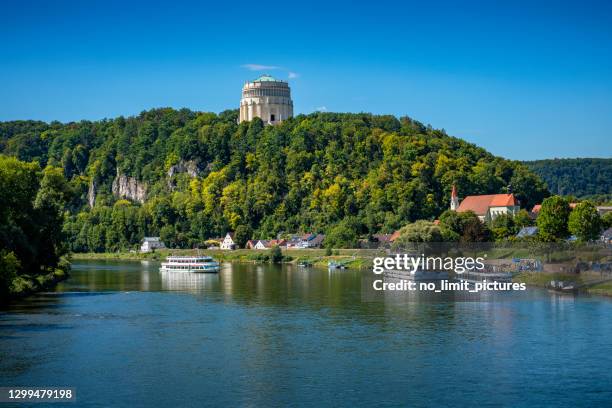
450, 185, 459, 211
239, 74, 293, 124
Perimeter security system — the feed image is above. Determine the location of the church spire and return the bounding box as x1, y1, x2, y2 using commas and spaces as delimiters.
450, 184, 459, 211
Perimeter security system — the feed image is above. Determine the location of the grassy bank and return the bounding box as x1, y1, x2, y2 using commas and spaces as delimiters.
514, 271, 612, 297
71, 248, 385, 269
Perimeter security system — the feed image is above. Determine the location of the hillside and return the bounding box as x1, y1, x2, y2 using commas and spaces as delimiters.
523, 158, 612, 199
0, 109, 548, 251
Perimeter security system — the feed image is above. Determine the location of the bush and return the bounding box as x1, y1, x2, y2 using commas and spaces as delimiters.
271, 246, 283, 263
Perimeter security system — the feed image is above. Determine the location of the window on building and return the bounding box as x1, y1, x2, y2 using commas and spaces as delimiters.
270, 114, 276, 122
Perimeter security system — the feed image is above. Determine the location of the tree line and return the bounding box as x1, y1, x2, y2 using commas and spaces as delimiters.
524, 158, 612, 200
1, 109, 550, 252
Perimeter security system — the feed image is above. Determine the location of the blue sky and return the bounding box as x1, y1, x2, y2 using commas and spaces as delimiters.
1, 0, 611, 160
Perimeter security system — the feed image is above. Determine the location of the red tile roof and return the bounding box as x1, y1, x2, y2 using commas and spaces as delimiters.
457, 194, 518, 216
390, 230, 401, 242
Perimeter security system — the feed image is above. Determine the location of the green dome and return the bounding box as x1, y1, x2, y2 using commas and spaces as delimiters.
253, 74, 278, 82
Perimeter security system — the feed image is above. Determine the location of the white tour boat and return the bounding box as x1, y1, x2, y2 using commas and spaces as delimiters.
160, 255, 220, 273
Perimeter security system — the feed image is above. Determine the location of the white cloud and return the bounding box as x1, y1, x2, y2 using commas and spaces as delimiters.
288, 72, 299, 79
315, 106, 327, 112
241, 64, 281, 71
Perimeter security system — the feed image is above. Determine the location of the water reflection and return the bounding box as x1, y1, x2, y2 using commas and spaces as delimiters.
3, 260, 612, 407
160, 270, 219, 293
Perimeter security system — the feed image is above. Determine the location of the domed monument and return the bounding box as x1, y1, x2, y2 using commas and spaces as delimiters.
239, 74, 293, 124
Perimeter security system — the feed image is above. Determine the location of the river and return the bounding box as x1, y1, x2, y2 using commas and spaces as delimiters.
1, 260, 612, 407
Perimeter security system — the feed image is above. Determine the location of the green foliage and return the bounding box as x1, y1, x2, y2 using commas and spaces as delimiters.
602, 212, 612, 230
325, 247, 333, 256
0, 110, 550, 250
514, 209, 534, 229
233, 225, 252, 249
489, 213, 516, 241
568, 201, 602, 242
393, 220, 442, 246
461, 215, 492, 242
0, 156, 70, 295
438, 210, 492, 242
270, 246, 283, 263
0, 251, 20, 296
325, 218, 360, 249
537, 196, 571, 241
524, 158, 612, 198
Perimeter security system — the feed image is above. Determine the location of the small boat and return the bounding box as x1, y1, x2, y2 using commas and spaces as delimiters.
328, 261, 347, 270
298, 261, 313, 267
160, 255, 220, 273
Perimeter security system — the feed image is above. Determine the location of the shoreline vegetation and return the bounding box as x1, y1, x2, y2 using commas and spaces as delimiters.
71, 248, 383, 269
71, 247, 612, 297
8, 263, 70, 300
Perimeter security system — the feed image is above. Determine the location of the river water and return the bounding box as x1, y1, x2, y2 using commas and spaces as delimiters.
1, 260, 612, 407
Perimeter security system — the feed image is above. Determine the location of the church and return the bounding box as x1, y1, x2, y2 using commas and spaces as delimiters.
450, 185, 520, 222
239, 74, 293, 124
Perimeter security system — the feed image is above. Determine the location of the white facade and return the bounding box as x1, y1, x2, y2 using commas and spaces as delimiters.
220, 233, 236, 250
239, 75, 293, 124
487, 205, 520, 221
141, 237, 166, 253
254, 240, 268, 250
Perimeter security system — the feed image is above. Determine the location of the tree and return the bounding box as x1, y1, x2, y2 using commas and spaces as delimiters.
325, 219, 359, 249
537, 196, 571, 242
602, 212, 612, 230
489, 213, 516, 241
0, 156, 70, 297
0, 251, 20, 297
461, 216, 491, 242
514, 209, 533, 229
233, 225, 252, 249
393, 221, 443, 246
270, 245, 283, 263
568, 201, 602, 242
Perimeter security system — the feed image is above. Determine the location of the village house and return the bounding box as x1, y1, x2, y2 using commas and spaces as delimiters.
451, 185, 520, 222
220, 232, 236, 250
284, 233, 325, 249
140, 237, 166, 253
246, 239, 287, 249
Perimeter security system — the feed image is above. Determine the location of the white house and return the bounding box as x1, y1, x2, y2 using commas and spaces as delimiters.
253, 240, 269, 249
140, 237, 166, 253
220, 232, 236, 250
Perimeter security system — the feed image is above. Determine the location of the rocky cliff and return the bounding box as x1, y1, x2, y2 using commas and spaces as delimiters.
111, 169, 147, 203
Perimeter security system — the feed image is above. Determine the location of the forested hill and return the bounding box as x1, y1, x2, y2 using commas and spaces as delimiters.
523, 158, 612, 199
0, 109, 548, 251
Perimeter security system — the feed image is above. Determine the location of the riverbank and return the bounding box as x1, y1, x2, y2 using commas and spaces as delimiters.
5, 265, 70, 302
71, 248, 385, 269
513, 271, 612, 297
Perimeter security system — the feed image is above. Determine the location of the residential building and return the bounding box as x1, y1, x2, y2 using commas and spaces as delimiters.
220, 232, 236, 250
140, 237, 166, 253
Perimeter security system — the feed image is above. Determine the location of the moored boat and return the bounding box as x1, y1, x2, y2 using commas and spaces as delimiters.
328, 261, 347, 269
160, 255, 220, 273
